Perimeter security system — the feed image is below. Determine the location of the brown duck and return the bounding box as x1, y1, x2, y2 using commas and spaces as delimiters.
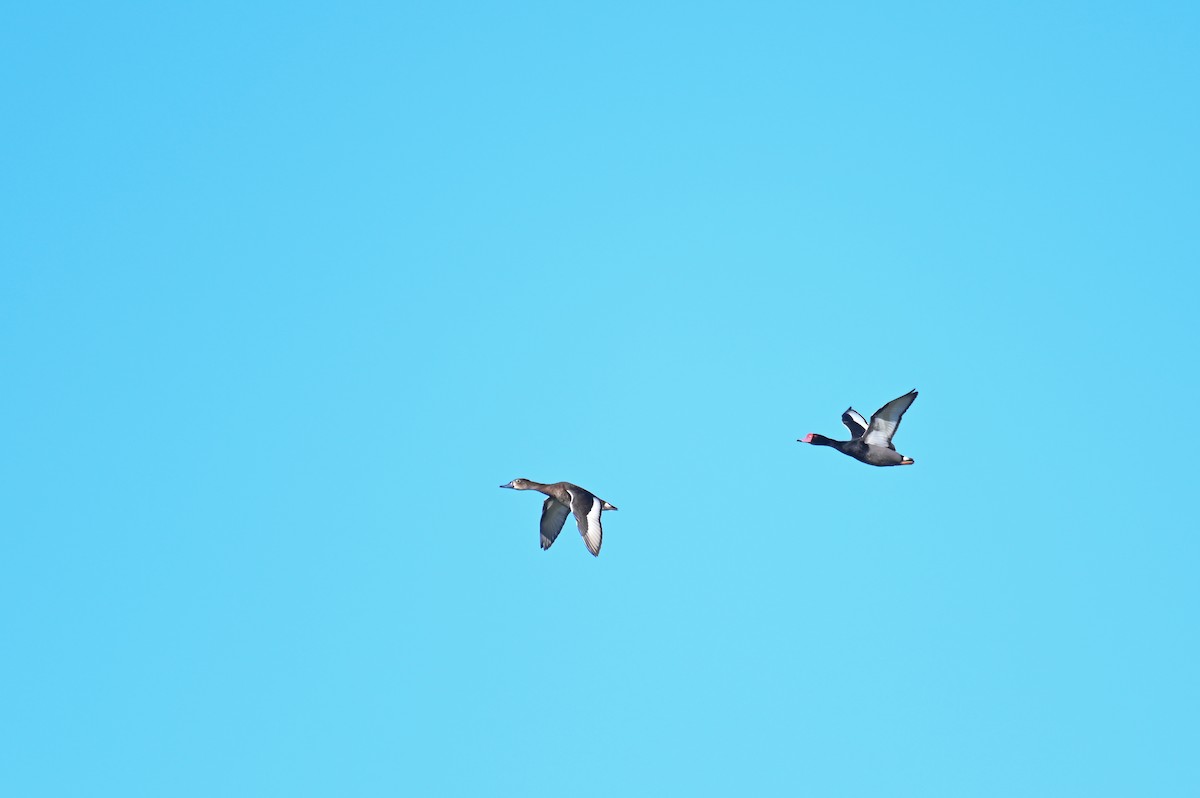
500, 479, 617, 556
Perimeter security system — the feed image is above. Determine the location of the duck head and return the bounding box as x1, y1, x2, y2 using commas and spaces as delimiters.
500, 478, 533, 489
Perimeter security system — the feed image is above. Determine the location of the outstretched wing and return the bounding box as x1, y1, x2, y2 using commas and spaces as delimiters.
841, 408, 869, 439
567, 488, 603, 557
539, 498, 571, 550
862, 390, 918, 450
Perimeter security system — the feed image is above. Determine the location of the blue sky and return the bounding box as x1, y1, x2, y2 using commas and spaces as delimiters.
2, 2, 1197, 795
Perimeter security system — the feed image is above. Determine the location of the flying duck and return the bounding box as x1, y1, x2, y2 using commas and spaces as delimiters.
499, 479, 617, 556
799, 389, 919, 467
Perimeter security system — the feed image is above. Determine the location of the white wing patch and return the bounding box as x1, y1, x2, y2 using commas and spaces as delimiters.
582, 497, 603, 556
566, 488, 604, 557
862, 391, 917, 450
862, 422, 899, 449
842, 408, 869, 439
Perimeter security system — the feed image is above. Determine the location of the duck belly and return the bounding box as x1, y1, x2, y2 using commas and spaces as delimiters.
862, 446, 905, 467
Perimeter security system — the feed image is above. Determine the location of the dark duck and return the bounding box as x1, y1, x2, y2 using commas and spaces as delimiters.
800, 390, 919, 467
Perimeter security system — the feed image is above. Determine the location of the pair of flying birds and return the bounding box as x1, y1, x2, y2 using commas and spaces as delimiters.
501, 389, 919, 557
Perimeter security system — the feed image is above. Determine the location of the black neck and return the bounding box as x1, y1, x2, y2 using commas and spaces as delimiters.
809, 433, 854, 453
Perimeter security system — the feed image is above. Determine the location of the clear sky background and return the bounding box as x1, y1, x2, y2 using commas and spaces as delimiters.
2, 2, 1197, 796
